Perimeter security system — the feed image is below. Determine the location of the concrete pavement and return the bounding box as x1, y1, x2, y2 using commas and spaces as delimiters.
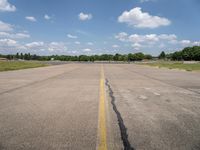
0, 63, 200, 150
0, 64, 100, 150
104, 64, 200, 150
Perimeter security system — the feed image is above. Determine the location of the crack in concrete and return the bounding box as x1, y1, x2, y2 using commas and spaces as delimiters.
105, 79, 135, 150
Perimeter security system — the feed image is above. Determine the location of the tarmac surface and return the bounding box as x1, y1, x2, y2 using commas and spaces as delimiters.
0, 64, 200, 150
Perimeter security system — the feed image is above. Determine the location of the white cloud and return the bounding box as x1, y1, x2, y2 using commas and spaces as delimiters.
180, 40, 191, 45
78, 12, 92, 21
132, 43, 142, 48
158, 34, 177, 41
193, 41, 200, 46
44, 14, 51, 20
25, 42, 44, 48
15, 33, 30, 38
158, 43, 166, 48
48, 42, 67, 52
145, 34, 159, 42
112, 44, 119, 48
0, 20, 13, 31
67, 34, 77, 39
131, 43, 142, 50
115, 32, 186, 51
115, 32, 128, 42
83, 48, 91, 52
25, 41, 68, 52
75, 41, 80, 44
0, 40, 70, 54
0, 32, 30, 39
140, 0, 155, 3
116, 32, 176, 44
87, 42, 93, 45
0, 0, 16, 12
115, 32, 200, 52
0, 38, 17, 46
118, 7, 171, 29
25, 16, 37, 22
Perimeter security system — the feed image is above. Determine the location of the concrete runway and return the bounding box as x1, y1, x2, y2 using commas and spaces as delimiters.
0, 64, 200, 150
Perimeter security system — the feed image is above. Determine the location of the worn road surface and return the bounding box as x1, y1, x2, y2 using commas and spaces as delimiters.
0, 64, 200, 150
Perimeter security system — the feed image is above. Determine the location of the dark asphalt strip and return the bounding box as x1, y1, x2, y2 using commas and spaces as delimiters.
105, 79, 135, 150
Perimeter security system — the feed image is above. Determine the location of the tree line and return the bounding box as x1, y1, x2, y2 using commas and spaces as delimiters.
159, 46, 200, 61
0, 46, 200, 61
0, 52, 153, 61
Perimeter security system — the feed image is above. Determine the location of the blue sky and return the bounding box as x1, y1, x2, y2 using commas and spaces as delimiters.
0, 0, 200, 56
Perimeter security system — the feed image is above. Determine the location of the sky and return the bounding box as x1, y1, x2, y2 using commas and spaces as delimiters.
0, 0, 200, 56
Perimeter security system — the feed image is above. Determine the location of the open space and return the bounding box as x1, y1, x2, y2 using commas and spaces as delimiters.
139, 61, 200, 72
0, 61, 48, 72
1, 0, 200, 149
0, 64, 200, 150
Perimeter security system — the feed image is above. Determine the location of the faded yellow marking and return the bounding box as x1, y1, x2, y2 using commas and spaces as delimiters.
97, 65, 107, 150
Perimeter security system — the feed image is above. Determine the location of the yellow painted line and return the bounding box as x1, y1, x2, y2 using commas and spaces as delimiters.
97, 65, 107, 150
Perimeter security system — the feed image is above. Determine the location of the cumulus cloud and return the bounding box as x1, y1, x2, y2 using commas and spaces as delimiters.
0, 20, 13, 31
115, 32, 128, 42
87, 42, 93, 45
116, 32, 177, 44
180, 40, 191, 45
48, 42, 67, 52
25, 16, 37, 22
67, 34, 77, 39
25, 41, 68, 52
158, 34, 177, 41
193, 41, 200, 46
132, 43, 142, 48
140, 0, 155, 3
118, 7, 171, 29
0, 0, 16, 12
25, 42, 44, 48
44, 14, 51, 20
0, 32, 30, 39
75, 41, 80, 45
131, 43, 142, 50
112, 44, 119, 48
0, 38, 17, 46
115, 32, 200, 51
83, 48, 91, 52
0, 39, 70, 54
78, 12, 92, 21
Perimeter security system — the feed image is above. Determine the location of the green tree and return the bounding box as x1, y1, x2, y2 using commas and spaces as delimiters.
158, 51, 166, 59
144, 54, 153, 60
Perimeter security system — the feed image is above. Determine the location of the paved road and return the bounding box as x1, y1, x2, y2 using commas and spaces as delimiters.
0, 64, 200, 150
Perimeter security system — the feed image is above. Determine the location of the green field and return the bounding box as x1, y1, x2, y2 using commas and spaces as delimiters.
139, 61, 200, 71
0, 61, 48, 72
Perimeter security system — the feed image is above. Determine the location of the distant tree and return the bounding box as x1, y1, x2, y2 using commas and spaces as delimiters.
158, 51, 166, 59
113, 53, 120, 61
171, 51, 182, 61
128, 53, 133, 61
16, 53, 19, 59
193, 46, 200, 61
79, 55, 90, 61
134, 52, 145, 61
144, 54, 153, 60
20, 53, 24, 59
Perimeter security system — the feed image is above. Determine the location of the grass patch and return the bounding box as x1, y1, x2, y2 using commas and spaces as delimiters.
0, 61, 49, 72
139, 61, 200, 71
